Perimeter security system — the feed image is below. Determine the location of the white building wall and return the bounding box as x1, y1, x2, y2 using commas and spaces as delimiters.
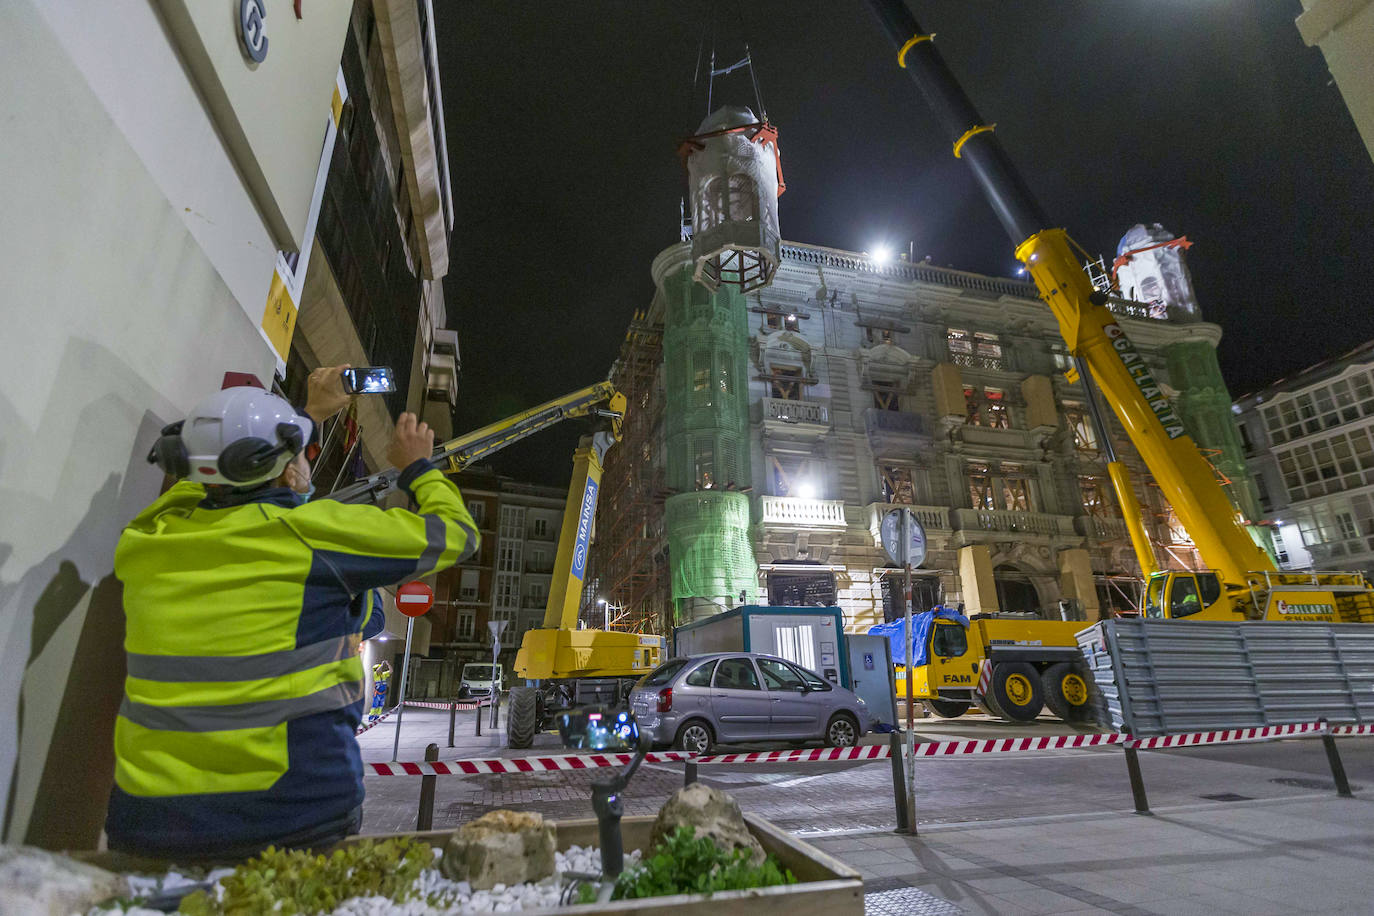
0, 0, 346, 845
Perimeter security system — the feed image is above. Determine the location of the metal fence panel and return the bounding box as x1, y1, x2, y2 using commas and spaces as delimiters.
1077, 619, 1374, 736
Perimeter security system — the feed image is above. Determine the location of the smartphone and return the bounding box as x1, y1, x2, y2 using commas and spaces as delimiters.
341, 367, 395, 395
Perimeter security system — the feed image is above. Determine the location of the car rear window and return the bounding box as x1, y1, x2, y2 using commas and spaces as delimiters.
685, 660, 717, 687
642, 660, 687, 687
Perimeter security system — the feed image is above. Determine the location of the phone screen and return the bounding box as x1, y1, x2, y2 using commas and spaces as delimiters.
343, 367, 395, 394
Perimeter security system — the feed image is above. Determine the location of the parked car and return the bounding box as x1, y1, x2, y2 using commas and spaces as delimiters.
458, 662, 502, 699
629, 653, 871, 753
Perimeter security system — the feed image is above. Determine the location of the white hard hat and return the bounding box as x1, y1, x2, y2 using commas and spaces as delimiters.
148, 387, 314, 486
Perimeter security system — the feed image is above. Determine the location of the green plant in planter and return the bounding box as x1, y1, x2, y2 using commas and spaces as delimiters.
602, 825, 795, 900
177, 838, 431, 915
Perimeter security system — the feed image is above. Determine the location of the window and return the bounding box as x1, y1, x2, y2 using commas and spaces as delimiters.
644, 659, 688, 686
1238, 421, 1254, 454
695, 174, 758, 231
530, 547, 548, 571
964, 386, 1011, 428
881, 465, 916, 505
498, 540, 522, 572
1079, 476, 1115, 518
758, 658, 807, 691
713, 658, 761, 690
769, 365, 805, 401
768, 454, 815, 498
1274, 537, 1290, 565
1170, 576, 1202, 618
490, 606, 517, 642
865, 326, 896, 345
494, 573, 519, 609
467, 501, 486, 527
1144, 574, 1167, 619
685, 660, 718, 687
459, 569, 479, 600
1337, 511, 1360, 541
692, 349, 711, 407
717, 350, 732, 397
499, 505, 525, 540
1063, 401, 1098, 452
528, 583, 545, 604
765, 311, 800, 332
1001, 462, 1032, 511
968, 462, 995, 510
947, 328, 1005, 369
788, 663, 829, 690
694, 439, 715, 489
872, 380, 901, 412
533, 518, 549, 539
931, 623, 968, 659
1163, 506, 1191, 544
1197, 573, 1222, 606
457, 613, 475, 639
774, 625, 817, 670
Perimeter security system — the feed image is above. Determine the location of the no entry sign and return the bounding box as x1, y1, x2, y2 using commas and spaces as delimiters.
396, 581, 434, 617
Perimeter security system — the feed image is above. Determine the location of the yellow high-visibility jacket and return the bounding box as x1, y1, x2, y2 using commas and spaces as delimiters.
106, 460, 477, 856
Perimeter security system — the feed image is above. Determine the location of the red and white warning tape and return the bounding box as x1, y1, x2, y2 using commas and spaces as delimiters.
1124, 722, 1323, 750
355, 709, 395, 736
1328, 723, 1374, 738
912, 733, 1126, 756
696, 744, 891, 765
367, 751, 695, 777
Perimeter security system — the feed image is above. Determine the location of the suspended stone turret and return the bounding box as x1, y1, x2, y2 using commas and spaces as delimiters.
679, 105, 784, 293
1114, 223, 1200, 320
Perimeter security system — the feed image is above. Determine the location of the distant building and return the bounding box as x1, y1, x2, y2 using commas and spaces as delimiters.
1234, 340, 1374, 578
1297, 0, 1374, 165
398, 468, 567, 699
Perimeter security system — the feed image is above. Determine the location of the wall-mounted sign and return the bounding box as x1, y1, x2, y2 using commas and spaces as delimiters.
240, 0, 269, 63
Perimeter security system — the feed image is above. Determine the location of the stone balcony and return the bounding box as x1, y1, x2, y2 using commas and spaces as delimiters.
951, 507, 1075, 537
761, 397, 829, 435
759, 495, 848, 530
865, 502, 951, 540
1075, 516, 1129, 540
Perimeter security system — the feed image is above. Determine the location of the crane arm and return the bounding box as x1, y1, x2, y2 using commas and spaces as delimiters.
326, 381, 623, 505
865, 0, 1273, 587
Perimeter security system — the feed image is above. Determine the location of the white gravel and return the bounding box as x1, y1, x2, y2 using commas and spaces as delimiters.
87, 845, 640, 915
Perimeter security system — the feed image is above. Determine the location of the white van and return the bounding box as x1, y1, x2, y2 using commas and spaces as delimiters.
458, 662, 502, 699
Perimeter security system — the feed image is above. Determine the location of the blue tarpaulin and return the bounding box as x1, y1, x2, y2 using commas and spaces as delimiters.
868, 607, 969, 668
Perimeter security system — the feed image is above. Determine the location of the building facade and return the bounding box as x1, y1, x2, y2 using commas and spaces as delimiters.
1235, 340, 1374, 578
395, 469, 568, 699
589, 233, 1262, 635
0, 0, 456, 847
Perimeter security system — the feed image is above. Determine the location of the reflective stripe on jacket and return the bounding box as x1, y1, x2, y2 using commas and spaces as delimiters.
106, 460, 476, 856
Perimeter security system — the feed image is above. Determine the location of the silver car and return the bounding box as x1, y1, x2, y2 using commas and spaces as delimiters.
629, 653, 871, 754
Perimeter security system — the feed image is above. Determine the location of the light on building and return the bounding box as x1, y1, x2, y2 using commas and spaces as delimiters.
872, 245, 893, 265
796, 481, 818, 500
1016, 265, 1027, 276
597, 598, 607, 606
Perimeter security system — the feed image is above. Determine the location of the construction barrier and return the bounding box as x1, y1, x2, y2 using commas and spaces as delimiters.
372, 719, 1371, 832
404, 699, 491, 711
355, 709, 395, 736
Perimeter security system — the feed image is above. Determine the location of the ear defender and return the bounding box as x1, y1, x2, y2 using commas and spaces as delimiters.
147, 421, 190, 479
217, 422, 306, 483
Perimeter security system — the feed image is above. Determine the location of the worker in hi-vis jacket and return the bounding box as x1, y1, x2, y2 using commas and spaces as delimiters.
106, 367, 478, 859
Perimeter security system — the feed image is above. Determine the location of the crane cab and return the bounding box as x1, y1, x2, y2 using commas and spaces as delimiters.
1143, 571, 1235, 621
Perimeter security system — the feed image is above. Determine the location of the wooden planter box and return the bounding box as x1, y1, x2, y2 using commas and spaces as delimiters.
77, 814, 862, 915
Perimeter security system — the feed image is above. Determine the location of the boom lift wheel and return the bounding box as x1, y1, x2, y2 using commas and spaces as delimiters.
924, 698, 971, 718
507, 686, 538, 749
1041, 663, 1092, 723
990, 662, 1044, 722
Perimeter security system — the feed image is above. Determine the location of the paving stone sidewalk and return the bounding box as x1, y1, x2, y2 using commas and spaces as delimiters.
817, 794, 1374, 915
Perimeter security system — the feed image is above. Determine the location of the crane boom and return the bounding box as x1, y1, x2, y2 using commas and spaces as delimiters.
865, 0, 1273, 588
326, 381, 622, 505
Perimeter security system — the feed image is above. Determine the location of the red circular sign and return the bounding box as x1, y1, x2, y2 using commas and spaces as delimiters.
395, 581, 434, 617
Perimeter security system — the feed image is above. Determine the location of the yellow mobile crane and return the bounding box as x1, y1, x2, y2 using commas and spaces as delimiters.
329, 382, 664, 747
865, 0, 1373, 721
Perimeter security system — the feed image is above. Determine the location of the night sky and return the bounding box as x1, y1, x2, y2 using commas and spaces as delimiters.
434, 2, 1374, 487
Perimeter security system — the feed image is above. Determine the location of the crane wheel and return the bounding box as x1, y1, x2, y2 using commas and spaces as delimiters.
1042, 663, 1092, 723
506, 686, 538, 748
990, 662, 1044, 722
924, 698, 971, 718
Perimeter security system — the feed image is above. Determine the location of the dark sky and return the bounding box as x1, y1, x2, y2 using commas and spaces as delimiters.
434, 1, 1374, 487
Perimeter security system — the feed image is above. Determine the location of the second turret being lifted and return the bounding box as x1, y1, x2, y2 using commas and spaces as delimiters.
678, 105, 784, 293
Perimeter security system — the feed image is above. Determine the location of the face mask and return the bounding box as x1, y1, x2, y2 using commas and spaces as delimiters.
293, 481, 316, 506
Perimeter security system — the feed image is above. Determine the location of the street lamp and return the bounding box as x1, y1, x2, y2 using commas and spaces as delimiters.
871, 245, 892, 265
796, 481, 817, 500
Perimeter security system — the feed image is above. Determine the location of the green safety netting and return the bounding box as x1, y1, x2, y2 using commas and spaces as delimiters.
660, 267, 757, 606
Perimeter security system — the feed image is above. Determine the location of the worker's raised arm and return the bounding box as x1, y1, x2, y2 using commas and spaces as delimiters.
279, 414, 479, 592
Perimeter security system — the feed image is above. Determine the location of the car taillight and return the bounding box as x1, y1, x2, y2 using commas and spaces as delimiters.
657, 687, 673, 713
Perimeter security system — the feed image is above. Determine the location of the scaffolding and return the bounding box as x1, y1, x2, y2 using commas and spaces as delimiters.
581, 310, 672, 635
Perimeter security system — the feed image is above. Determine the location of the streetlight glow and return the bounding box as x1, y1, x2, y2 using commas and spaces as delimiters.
872, 245, 892, 265
796, 481, 818, 500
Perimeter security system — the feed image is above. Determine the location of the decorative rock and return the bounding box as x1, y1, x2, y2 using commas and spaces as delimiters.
0, 844, 128, 916
650, 783, 765, 866
440, 810, 556, 890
